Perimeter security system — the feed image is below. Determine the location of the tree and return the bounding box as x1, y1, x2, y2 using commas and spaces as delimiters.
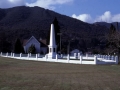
116, 22, 119, 31
106, 24, 117, 50
0, 32, 12, 52
105, 24, 116, 51
14, 38, 25, 53
105, 23, 120, 63
53, 17, 60, 47
109, 24, 116, 34
28, 44, 36, 54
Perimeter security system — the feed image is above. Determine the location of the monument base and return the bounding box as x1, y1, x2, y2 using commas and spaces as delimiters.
47, 53, 62, 59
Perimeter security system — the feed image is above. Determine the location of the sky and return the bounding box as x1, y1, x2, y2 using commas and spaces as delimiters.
0, 0, 120, 23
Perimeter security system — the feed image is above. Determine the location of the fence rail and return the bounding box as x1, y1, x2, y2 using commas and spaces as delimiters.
0, 52, 118, 65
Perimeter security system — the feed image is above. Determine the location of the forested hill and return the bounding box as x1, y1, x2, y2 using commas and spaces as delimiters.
0, 6, 109, 52
93, 22, 120, 30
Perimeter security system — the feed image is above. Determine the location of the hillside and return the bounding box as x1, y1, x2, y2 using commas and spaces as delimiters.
94, 22, 120, 30
0, 6, 109, 53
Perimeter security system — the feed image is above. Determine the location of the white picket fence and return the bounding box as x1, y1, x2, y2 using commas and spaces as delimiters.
0, 52, 118, 65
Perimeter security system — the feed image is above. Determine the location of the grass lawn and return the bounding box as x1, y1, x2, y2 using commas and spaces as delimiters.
0, 57, 120, 90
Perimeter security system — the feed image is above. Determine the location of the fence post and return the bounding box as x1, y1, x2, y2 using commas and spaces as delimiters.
80, 55, 82, 64
74, 53, 77, 59
20, 53, 22, 59
99, 54, 101, 58
101, 55, 103, 59
105, 55, 107, 60
108, 55, 110, 60
1, 52, 2, 56
36, 54, 38, 60
102, 55, 104, 59
115, 56, 118, 64
104, 55, 106, 59
6, 52, 8, 57
30, 53, 31, 57
11, 52, 12, 57
96, 54, 98, 58
28, 53, 29, 60
78, 53, 80, 59
102, 55, 103, 58
61, 54, 63, 58
111, 56, 114, 60
13, 53, 15, 57
38, 53, 40, 57
56, 54, 58, 61
45, 55, 48, 61
106, 55, 107, 59
67, 54, 70, 63
97, 54, 99, 58
86, 53, 88, 59
94, 55, 97, 64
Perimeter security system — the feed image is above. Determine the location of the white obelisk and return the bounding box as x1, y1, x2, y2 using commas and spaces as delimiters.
47, 24, 57, 59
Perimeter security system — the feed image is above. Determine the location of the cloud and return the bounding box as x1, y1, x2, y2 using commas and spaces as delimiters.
0, 0, 25, 8
112, 14, 120, 22
72, 11, 120, 23
72, 14, 93, 23
0, 0, 73, 10
95, 11, 112, 22
96, 11, 120, 23
26, 0, 73, 10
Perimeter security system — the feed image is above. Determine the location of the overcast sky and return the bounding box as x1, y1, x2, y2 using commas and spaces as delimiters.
0, 0, 120, 23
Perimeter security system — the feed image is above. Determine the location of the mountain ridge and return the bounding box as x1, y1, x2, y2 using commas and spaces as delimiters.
0, 6, 109, 52
94, 22, 120, 30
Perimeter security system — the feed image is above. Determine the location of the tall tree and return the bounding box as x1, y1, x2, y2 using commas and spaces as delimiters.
0, 32, 11, 52
109, 24, 116, 34
53, 17, 60, 45
106, 24, 116, 53
116, 22, 119, 31
105, 24, 120, 63
14, 38, 25, 53
106, 24, 116, 48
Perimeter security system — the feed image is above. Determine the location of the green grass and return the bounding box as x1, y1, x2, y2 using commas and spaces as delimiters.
0, 57, 120, 90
